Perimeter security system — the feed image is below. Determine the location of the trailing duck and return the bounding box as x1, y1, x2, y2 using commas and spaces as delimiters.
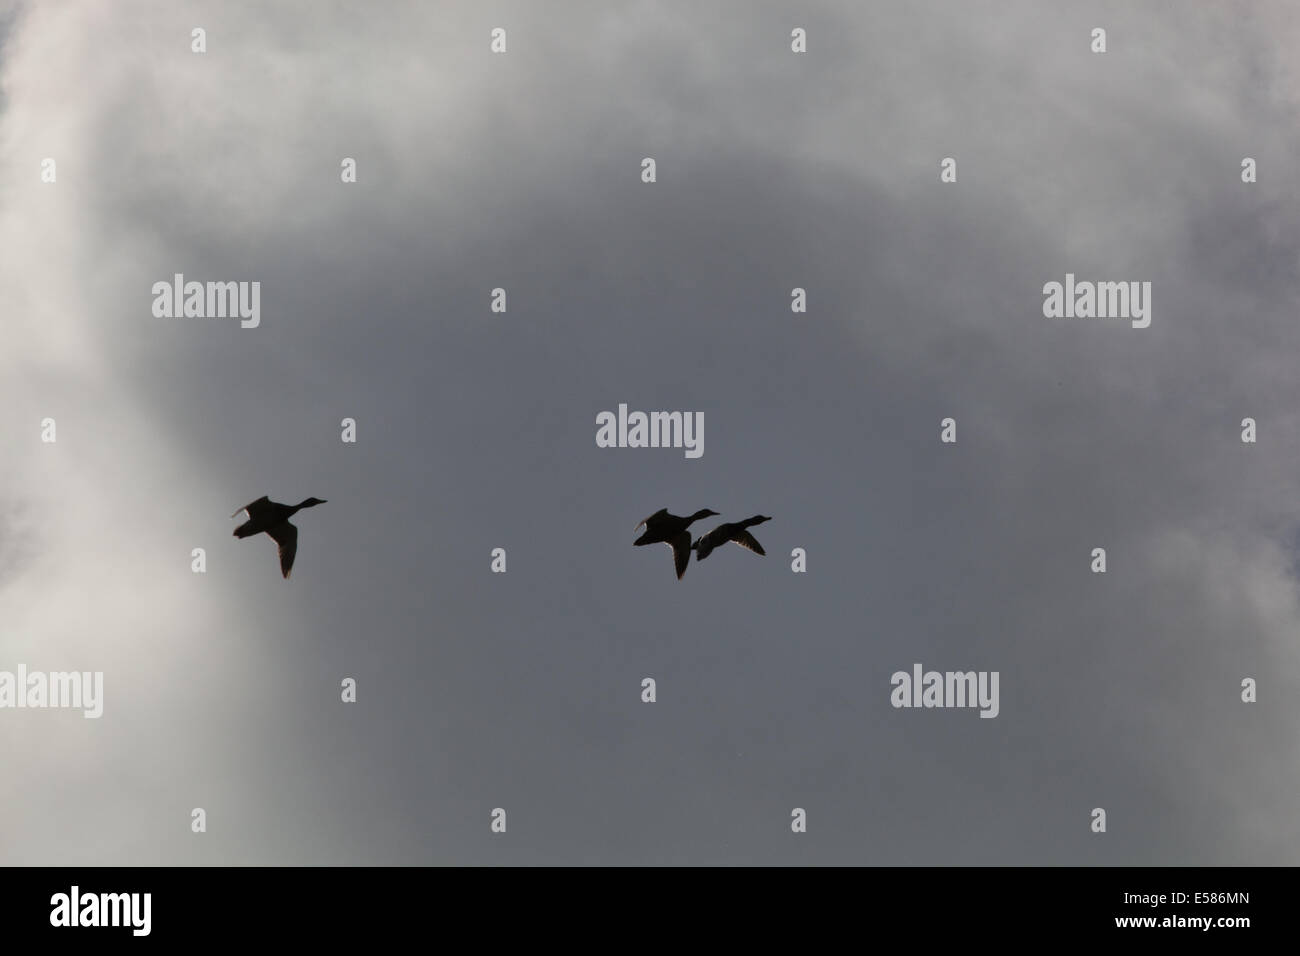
232, 495, 327, 579
633, 508, 719, 580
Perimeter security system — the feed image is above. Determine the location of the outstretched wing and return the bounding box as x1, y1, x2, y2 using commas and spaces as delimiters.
635, 507, 668, 532
232, 495, 272, 520
669, 531, 692, 580
734, 530, 766, 556
266, 521, 298, 579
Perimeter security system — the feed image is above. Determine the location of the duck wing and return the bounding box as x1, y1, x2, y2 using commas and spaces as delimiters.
733, 530, 766, 555
267, 521, 298, 579
635, 508, 668, 533
669, 531, 692, 579
233, 495, 272, 519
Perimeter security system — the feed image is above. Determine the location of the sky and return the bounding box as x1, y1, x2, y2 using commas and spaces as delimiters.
1, 0, 1299, 865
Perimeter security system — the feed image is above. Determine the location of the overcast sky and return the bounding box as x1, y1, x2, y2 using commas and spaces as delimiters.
2, 0, 1299, 865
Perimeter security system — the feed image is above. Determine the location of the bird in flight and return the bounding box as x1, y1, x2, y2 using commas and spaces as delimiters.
634, 508, 719, 579
691, 515, 772, 561
232, 496, 327, 579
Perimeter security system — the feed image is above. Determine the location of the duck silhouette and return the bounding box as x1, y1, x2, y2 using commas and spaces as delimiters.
691, 515, 771, 561
634, 508, 719, 579
232, 496, 327, 579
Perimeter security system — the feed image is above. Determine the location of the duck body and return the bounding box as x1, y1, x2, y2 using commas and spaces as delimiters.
633, 507, 719, 579
692, 515, 771, 561
232, 495, 327, 578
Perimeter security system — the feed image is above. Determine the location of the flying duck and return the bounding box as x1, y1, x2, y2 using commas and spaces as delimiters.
232, 496, 327, 579
634, 508, 719, 579
691, 515, 771, 561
